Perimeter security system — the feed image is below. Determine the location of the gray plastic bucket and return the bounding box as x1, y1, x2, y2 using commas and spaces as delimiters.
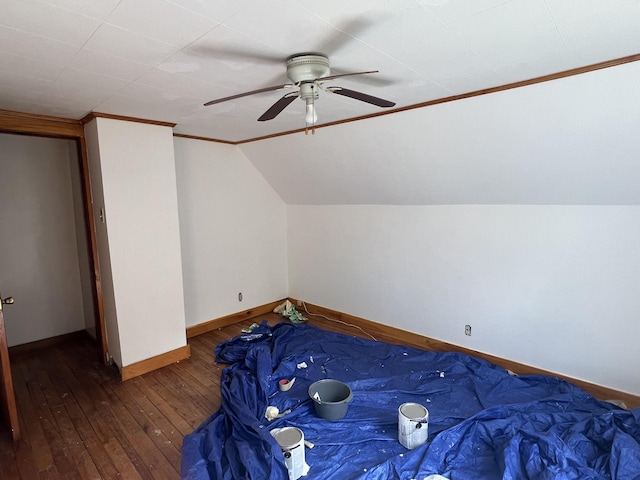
308, 379, 353, 421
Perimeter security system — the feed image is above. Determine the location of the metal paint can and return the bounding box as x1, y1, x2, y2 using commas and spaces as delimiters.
273, 427, 306, 480
398, 402, 429, 449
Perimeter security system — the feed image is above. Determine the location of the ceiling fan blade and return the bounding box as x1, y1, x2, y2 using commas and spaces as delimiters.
190, 45, 285, 64
204, 84, 292, 106
258, 92, 299, 121
316, 17, 379, 55
330, 67, 394, 87
319, 70, 378, 82
327, 87, 396, 108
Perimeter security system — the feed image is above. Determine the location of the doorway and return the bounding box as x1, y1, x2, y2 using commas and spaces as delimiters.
0, 109, 106, 364
0, 132, 100, 348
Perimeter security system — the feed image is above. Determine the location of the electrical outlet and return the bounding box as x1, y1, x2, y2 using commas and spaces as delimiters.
238, 292, 243, 302
465, 325, 472, 336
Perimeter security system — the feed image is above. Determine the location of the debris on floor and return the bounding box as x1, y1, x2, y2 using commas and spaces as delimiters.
273, 300, 307, 323
241, 322, 261, 333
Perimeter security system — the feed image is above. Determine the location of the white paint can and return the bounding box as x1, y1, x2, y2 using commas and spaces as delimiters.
398, 402, 429, 449
273, 427, 306, 480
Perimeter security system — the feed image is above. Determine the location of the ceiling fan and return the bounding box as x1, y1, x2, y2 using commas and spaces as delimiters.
203, 52, 396, 132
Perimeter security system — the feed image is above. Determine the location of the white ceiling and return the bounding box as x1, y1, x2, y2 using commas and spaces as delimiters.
1, 0, 640, 143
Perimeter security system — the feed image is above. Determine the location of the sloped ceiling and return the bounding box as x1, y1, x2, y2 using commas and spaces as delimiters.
239, 60, 640, 205
1, 0, 640, 143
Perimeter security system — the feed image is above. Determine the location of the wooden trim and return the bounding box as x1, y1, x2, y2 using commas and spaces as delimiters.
186, 299, 287, 338
0, 108, 83, 138
120, 344, 191, 381
173, 132, 237, 145
230, 52, 640, 144
0, 308, 20, 441
291, 298, 640, 410
236, 126, 323, 144
81, 112, 176, 128
349, 52, 640, 127
76, 136, 109, 363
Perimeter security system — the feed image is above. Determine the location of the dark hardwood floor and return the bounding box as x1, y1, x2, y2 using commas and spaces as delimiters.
0, 313, 366, 479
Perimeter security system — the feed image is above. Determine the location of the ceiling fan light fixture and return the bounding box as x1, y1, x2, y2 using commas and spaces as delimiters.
300, 81, 319, 132
300, 82, 319, 127
305, 98, 317, 125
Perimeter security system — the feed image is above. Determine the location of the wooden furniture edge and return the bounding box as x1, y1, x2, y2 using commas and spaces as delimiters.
185, 299, 286, 338
121, 344, 191, 381
291, 298, 640, 410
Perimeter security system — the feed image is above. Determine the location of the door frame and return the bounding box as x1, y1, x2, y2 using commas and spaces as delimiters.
0, 108, 108, 363
0, 297, 20, 441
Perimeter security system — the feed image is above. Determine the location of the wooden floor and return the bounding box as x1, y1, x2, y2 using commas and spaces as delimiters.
0, 313, 365, 480
4, 309, 634, 479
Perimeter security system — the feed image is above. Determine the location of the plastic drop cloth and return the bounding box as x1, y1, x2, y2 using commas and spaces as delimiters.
181, 322, 640, 480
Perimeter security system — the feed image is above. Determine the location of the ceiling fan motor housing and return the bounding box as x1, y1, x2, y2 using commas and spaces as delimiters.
286, 53, 330, 83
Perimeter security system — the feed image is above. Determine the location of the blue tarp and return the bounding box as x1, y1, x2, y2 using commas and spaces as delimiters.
181, 322, 640, 479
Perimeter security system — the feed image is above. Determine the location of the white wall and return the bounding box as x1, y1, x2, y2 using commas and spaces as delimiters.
288, 205, 640, 396
173, 137, 287, 327
85, 118, 187, 367
0, 134, 88, 346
